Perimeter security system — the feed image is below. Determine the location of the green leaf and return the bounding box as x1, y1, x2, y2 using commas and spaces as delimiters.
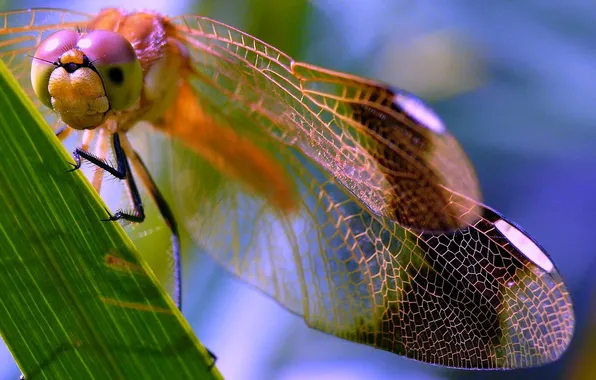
0, 60, 221, 379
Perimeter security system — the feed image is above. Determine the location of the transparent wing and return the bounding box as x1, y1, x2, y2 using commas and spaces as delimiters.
160, 15, 573, 368
0, 9, 574, 369
172, 15, 486, 232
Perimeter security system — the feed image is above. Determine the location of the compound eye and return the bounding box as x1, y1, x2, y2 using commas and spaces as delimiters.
31, 30, 80, 108
77, 30, 143, 111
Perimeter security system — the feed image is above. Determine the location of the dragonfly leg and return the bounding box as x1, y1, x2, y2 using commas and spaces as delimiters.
69, 132, 145, 223
125, 149, 182, 307
125, 147, 218, 369
91, 129, 108, 193
68, 132, 217, 368
132, 153, 219, 368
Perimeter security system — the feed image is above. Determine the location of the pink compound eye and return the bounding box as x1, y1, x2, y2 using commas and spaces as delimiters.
34, 29, 80, 63
76, 30, 139, 67
31, 30, 81, 108
30, 28, 143, 112
74, 30, 143, 111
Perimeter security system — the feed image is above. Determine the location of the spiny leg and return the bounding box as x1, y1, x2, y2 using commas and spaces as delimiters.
121, 143, 183, 309
117, 133, 217, 368
69, 132, 217, 368
78, 128, 108, 194
80, 129, 96, 151
91, 129, 109, 193
55, 127, 107, 194
70, 132, 145, 223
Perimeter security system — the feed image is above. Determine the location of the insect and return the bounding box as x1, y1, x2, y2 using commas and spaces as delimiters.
0, 8, 574, 370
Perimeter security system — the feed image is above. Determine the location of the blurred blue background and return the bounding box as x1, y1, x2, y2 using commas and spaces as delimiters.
1, 0, 595, 379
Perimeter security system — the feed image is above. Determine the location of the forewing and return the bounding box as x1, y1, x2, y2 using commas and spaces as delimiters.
141, 15, 573, 368
172, 15, 484, 232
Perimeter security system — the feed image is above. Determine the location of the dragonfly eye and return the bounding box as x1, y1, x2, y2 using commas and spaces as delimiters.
31, 29, 80, 109
75, 30, 143, 112
30, 29, 143, 129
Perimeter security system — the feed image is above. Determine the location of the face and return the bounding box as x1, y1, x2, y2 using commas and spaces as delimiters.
31, 29, 143, 130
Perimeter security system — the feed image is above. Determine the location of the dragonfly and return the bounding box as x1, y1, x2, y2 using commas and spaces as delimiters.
0, 7, 574, 371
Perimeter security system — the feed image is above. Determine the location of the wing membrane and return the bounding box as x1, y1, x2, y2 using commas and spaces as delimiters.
0, 9, 574, 369
173, 15, 483, 231
166, 14, 573, 368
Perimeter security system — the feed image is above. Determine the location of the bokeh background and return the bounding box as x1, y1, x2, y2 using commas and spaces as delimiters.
1, 0, 595, 379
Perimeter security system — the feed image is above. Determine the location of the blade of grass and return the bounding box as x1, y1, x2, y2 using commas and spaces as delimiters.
0, 60, 221, 379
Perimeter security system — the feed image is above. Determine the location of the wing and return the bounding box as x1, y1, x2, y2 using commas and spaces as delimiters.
0, 9, 574, 370
159, 17, 574, 368
171, 15, 485, 232
155, 15, 571, 368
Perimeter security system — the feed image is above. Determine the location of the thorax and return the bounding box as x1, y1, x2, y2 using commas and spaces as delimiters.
88, 8, 187, 132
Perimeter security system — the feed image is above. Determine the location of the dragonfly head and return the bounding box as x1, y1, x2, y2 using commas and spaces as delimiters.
31, 29, 143, 130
